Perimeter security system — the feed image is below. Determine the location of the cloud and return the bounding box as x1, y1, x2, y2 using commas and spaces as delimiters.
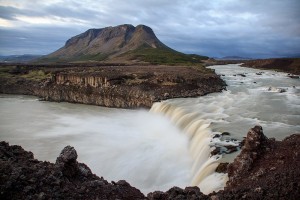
0, 0, 299, 58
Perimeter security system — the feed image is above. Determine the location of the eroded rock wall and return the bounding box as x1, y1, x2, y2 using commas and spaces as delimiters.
0, 65, 226, 108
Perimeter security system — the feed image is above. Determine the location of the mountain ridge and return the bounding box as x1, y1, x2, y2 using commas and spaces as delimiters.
38, 24, 208, 64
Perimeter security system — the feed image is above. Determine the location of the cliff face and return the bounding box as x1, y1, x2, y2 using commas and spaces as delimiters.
0, 65, 226, 108
1, 127, 299, 199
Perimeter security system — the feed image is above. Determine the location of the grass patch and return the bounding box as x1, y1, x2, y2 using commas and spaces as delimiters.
119, 45, 208, 66
21, 70, 52, 81
0, 66, 16, 78
34, 57, 67, 64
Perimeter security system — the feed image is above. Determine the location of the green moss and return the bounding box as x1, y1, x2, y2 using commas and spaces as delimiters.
21, 70, 52, 81
0, 66, 15, 78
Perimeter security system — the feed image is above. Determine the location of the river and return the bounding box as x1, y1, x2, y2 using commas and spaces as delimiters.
0, 64, 299, 194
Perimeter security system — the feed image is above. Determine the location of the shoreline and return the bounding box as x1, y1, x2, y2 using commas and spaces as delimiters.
241, 58, 300, 75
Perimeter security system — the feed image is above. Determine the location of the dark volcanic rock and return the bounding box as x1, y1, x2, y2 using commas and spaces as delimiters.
227, 126, 267, 182
148, 186, 209, 200
217, 126, 300, 199
0, 141, 145, 200
1, 126, 299, 199
215, 163, 229, 173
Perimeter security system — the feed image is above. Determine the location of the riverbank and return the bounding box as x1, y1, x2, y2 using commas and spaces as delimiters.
241, 58, 300, 75
1, 126, 299, 199
0, 64, 226, 108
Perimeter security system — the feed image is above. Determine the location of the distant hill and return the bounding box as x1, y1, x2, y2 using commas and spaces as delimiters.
216, 56, 252, 60
38, 24, 208, 64
242, 58, 300, 75
0, 55, 42, 63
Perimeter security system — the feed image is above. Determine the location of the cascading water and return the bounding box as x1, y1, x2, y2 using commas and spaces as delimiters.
150, 102, 234, 194
149, 63, 300, 193
1, 64, 299, 195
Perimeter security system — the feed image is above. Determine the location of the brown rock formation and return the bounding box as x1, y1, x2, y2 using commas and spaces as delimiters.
242, 58, 300, 75
215, 126, 300, 199
0, 65, 226, 108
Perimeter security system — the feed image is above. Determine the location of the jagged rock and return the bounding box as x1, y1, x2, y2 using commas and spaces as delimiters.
218, 127, 300, 199
55, 146, 79, 178
215, 163, 229, 173
148, 186, 209, 200
227, 126, 267, 182
1, 126, 299, 199
0, 141, 145, 200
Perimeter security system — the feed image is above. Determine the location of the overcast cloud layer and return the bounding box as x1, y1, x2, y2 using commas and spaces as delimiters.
0, 0, 299, 58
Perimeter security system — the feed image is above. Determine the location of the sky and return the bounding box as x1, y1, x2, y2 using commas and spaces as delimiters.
0, 0, 300, 58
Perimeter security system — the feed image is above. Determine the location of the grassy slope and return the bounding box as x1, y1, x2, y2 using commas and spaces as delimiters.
116, 45, 208, 65
35, 44, 208, 66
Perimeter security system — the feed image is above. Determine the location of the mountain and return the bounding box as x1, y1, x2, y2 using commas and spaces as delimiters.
0, 54, 42, 63
38, 24, 208, 64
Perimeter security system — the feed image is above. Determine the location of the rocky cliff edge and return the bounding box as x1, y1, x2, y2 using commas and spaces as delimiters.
1, 126, 299, 199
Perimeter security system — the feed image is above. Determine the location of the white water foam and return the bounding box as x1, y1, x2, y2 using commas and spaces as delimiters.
0, 96, 192, 194
149, 64, 300, 194
150, 102, 230, 194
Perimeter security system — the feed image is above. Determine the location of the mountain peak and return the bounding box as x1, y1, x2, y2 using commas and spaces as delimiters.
42, 24, 166, 62
38, 24, 207, 64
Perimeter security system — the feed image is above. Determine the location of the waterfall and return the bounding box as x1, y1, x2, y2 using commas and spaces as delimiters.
150, 101, 228, 194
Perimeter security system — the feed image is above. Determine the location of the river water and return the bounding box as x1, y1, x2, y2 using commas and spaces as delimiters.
0, 64, 299, 194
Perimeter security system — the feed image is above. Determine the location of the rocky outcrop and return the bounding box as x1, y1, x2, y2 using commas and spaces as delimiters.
0, 65, 226, 108
226, 126, 268, 183
0, 142, 145, 200
216, 126, 300, 199
148, 187, 209, 200
1, 126, 299, 199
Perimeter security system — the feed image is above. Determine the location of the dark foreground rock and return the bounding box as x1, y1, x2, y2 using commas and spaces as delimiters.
0, 64, 226, 108
215, 126, 300, 199
1, 126, 299, 199
0, 142, 145, 200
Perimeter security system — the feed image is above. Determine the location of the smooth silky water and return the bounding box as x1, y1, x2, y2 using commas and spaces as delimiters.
0, 64, 299, 194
